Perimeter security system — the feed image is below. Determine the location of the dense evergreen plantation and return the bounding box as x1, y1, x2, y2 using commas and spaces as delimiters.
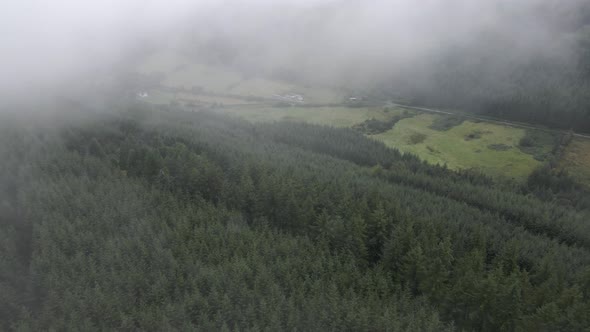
2, 105, 590, 331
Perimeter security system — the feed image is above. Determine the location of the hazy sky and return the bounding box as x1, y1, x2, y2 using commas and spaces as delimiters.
1, 0, 585, 99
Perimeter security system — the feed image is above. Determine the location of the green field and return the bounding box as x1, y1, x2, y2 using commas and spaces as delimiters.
222, 107, 550, 180
221, 105, 393, 127
560, 138, 590, 186
373, 114, 552, 179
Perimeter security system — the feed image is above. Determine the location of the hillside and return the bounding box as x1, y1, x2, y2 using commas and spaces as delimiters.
130, 50, 590, 183
2, 105, 590, 330
4, 1, 590, 330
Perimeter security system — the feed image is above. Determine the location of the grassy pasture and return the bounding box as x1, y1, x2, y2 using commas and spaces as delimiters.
374, 114, 552, 179
221, 107, 554, 180
221, 105, 399, 127
559, 138, 590, 187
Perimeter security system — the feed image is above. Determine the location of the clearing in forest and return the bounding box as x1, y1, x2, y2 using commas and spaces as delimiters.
373, 114, 553, 179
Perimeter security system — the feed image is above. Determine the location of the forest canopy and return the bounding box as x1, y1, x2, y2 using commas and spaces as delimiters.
1, 106, 590, 330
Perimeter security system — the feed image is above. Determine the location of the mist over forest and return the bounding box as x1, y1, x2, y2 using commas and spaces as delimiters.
2, 1, 590, 331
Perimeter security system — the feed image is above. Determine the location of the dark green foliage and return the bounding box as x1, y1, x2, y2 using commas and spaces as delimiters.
408, 132, 427, 145
428, 116, 464, 131
518, 130, 556, 161
464, 130, 483, 141
488, 143, 512, 151
1, 107, 590, 331
519, 135, 535, 148
528, 166, 577, 193
352, 118, 394, 134
352, 112, 413, 135
524, 131, 590, 210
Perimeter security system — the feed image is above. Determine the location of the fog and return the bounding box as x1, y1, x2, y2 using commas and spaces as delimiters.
1, 0, 588, 103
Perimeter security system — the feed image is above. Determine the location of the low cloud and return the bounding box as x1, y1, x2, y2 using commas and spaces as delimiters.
1, 0, 586, 101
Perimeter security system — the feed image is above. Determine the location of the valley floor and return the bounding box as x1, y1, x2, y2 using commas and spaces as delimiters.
134, 50, 590, 183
